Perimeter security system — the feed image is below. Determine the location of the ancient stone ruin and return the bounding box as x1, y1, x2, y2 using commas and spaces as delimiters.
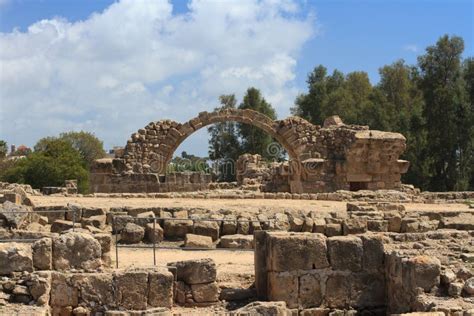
90, 109, 409, 194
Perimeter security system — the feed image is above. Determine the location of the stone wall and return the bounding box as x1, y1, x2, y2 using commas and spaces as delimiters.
255, 231, 386, 312
90, 109, 409, 194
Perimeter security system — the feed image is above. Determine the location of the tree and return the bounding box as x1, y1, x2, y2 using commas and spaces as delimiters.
238, 87, 282, 160
208, 95, 242, 181
462, 58, 474, 189
35, 131, 106, 167
418, 35, 471, 191
2, 139, 89, 193
0, 140, 7, 158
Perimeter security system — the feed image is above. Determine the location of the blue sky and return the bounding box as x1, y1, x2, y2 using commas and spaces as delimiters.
0, 0, 472, 156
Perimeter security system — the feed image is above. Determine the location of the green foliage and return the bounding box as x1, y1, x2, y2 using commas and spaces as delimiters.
35, 131, 106, 167
238, 87, 282, 160
208, 95, 242, 181
0, 140, 6, 158
1, 139, 89, 193
292, 34, 474, 191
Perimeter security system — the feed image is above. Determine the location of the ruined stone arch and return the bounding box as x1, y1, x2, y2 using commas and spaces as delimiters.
122, 109, 313, 181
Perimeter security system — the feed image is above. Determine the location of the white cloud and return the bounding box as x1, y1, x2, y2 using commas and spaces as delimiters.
0, 0, 315, 155
404, 44, 419, 53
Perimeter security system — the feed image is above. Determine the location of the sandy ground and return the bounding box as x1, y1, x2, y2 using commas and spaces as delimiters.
30, 196, 470, 214
114, 247, 255, 287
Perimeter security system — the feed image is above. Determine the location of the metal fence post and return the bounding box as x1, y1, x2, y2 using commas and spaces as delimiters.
153, 217, 156, 266
114, 215, 119, 269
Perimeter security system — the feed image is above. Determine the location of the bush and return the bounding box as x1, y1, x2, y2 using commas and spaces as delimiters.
1, 139, 89, 193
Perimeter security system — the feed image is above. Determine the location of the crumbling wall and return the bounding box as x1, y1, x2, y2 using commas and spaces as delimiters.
90, 109, 409, 194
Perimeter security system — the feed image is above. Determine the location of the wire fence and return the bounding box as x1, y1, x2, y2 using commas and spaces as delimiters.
0, 208, 79, 243
112, 215, 272, 268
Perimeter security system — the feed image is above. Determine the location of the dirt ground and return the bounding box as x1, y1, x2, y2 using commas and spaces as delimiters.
30, 195, 470, 214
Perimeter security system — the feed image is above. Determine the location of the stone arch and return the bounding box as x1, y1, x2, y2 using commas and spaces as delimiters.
123, 108, 308, 175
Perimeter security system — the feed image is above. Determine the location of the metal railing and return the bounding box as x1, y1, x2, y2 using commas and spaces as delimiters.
112, 214, 272, 268
0, 208, 79, 243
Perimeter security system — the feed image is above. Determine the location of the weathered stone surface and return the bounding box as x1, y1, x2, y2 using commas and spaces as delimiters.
50, 272, 79, 307
148, 269, 174, 308
32, 237, 52, 270
267, 271, 298, 308
193, 221, 220, 241
328, 236, 363, 272
408, 256, 441, 291
29, 272, 51, 306
463, 277, 474, 296
343, 218, 367, 235
51, 219, 81, 233
299, 272, 323, 308
267, 232, 329, 271
325, 274, 351, 308
218, 234, 253, 249
325, 223, 342, 237
114, 270, 148, 310
184, 234, 213, 249
0, 201, 31, 228
145, 222, 164, 243
0, 242, 33, 274
164, 219, 193, 239
191, 282, 220, 303
236, 301, 291, 316
120, 222, 144, 244
168, 258, 217, 285
81, 215, 106, 229
71, 273, 115, 309
361, 235, 384, 271
52, 232, 102, 270
221, 215, 237, 235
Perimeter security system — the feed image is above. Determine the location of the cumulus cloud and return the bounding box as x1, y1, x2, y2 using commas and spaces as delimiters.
0, 0, 315, 154
404, 44, 419, 53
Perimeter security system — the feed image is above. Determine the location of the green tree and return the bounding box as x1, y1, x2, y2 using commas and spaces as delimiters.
208, 95, 242, 181
2, 139, 89, 193
418, 35, 471, 191
0, 140, 7, 158
462, 57, 474, 189
238, 87, 281, 160
35, 131, 106, 167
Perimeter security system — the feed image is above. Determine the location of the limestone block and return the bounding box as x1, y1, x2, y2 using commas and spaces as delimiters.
342, 218, 367, 235
164, 219, 193, 239
0, 242, 33, 274
236, 301, 291, 315
51, 220, 81, 233
71, 273, 115, 309
168, 258, 217, 285
50, 272, 79, 307
218, 234, 253, 249
185, 234, 213, 249
145, 222, 164, 243
408, 256, 441, 291
52, 232, 102, 270
267, 232, 329, 271
361, 235, 384, 271
193, 221, 220, 241
148, 269, 174, 308
191, 282, 220, 303
325, 274, 351, 308
267, 271, 299, 308
367, 220, 388, 232
301, 217, 314, 232
114, 270, 148, 310
120, 223, 144, 244
325, 223, 342, 237
221, 215, 237, 235
328, 236, 363, 272
32, 237, 52, 270
81, 215, 106, 229
299, 272, 323, 308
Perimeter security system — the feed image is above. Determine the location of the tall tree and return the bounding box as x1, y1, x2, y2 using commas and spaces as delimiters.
208, 95, 242, 181
418, 35, 471, 191
462, 58, 474, 189
35, 131, 106, 167
0, 140, 7, 158
238, 87, 280, 160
